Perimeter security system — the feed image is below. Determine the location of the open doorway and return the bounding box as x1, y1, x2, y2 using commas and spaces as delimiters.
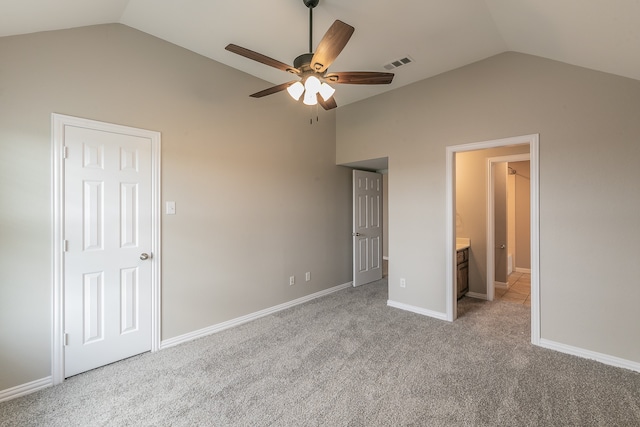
486, 155, 530, 302
445, 134, 540, 345
339, 157, 389, 286
490, 157, 531, 303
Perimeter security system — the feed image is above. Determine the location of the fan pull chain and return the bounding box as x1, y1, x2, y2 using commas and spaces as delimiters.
309, 104, 320, 125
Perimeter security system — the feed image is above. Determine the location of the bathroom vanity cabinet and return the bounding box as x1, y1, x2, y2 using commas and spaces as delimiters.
456, 247, 469, 299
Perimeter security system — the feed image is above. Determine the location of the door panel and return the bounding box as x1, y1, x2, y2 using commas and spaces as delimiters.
120, 183, 139, 248
83, 180, 103, 251
353, 170, 383, 286
120, 267, 139, 334
64, 125, 152, 377
370, 236, 380, 270
83, 271, 104, 344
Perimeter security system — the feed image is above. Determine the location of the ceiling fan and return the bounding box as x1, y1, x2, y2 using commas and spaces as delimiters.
225, 0, 394, 110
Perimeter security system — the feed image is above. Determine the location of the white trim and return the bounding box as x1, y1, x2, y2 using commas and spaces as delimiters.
161, 282, 353, 349
445, 134, 540, 347
486, 153, 530, 302
494, 282, 509, 290
150, 126, 162, 353
465, 292, 487, 300
51, 114, 161, 385
0, 377, 52, 403
445, 144, 456, 321
539, 339, 640, 373
529, 137, 540, 346
515, 267, 531, 274
387, 300, 448, 321
51, 115, 65, 386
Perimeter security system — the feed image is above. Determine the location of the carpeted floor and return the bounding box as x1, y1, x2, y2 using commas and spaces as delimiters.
1, 279, 639, 426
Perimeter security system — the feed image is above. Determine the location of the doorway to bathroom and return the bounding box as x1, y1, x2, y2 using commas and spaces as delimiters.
445, 134, 540, 345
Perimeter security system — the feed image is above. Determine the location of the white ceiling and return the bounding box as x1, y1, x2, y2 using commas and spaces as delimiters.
2, 0, 639, 107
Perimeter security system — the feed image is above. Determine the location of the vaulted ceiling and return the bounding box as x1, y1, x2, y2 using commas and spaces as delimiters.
2, 0, 639, 107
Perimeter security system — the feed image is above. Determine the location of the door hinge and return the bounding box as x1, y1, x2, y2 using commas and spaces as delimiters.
64, 333, 69, 346
63, 240, 69, 252
63, 146, 68, 159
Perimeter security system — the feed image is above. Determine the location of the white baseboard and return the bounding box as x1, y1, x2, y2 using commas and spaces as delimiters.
387, 300, 448, 321
515, 267, 531, 274
465, 292, 487, 300
0, 376, 52, 403
161, 281, 353, 349
494, 281, 508, 289
538, 338, 640, 373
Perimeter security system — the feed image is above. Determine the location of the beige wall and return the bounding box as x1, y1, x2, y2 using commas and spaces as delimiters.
337, 52, 640, 363
0, 24, 352, 391
456, 146, 529, 293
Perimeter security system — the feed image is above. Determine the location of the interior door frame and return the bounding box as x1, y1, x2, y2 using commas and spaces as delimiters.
486, 154, 530, 302
445, 134, 540, 346
51, 113, 161, 385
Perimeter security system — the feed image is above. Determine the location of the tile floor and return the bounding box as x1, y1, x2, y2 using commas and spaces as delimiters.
494, 271, 531, 306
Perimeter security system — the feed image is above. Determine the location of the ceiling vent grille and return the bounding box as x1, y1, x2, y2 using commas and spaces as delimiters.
383, 56, 414, 70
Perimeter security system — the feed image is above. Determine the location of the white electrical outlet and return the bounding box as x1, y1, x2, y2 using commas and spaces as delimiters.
400, 278, 406, 288
305, 272, 311, 281
289, 276, 295, 286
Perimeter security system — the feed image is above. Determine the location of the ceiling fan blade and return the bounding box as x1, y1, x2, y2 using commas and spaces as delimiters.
225, 44, 300, 74
317, 94, 337, 110
250, 81, 297, 98
325, 71, 394, 85
311, 20, 355, 73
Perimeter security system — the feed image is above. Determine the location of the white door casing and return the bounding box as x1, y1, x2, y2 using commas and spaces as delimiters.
52, 114, 161, 383
446, 134, 539, 348
353, 170, 383, 287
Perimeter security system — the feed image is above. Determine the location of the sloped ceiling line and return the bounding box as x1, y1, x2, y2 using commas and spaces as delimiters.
1, 0, 638, 107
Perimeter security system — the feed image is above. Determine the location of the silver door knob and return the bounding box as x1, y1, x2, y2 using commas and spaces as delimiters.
140, 253, 150, 260
498, 244, 506, 249
352, 232, 361, 237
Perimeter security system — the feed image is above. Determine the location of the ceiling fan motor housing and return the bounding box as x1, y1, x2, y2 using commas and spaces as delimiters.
303, 0, 319, 8
293, 53, 315, 72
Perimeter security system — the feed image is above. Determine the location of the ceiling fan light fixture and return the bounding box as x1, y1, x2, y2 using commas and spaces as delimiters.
287, 81, 305, 100
304, 75, 322, 94
318, 82, 335, 101
303, 90, 318, 106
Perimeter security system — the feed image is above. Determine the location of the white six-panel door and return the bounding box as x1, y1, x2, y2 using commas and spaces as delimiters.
63, 125, 153, 377
353, 170, 383, 287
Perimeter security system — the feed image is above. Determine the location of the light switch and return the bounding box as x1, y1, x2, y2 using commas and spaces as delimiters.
166, 201, 176, 215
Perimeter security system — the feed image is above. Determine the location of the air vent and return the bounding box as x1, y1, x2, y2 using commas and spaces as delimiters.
383, 56, 414, 71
